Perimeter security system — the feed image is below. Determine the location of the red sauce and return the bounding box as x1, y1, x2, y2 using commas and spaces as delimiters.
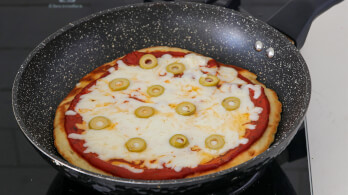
128, 95, 146, 103
65, 51, 270, 180
207, 59, 220, 68
173, 73, 184, 78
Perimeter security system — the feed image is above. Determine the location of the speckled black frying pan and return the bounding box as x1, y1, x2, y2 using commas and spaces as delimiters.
12, 1, 341, 194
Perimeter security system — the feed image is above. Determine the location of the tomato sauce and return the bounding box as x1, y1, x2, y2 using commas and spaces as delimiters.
65, 51, 270, 180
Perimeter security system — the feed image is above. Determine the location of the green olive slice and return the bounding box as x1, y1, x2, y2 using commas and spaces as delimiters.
175, 102, 196, 116
89, 116, 111, 130
166, 63, 185, 74
147, 85, 165, 97
199, 75, 220, 86
222, 97, 241, 111
205, 134, 225, 150
125, 138, 147, 152
139, 54, 158, 69
109, 78, 130, 91
169, 134, 189, 148
134, 106, 155, 118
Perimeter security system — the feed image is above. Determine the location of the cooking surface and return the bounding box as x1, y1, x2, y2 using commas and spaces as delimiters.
2, 0, 310, 194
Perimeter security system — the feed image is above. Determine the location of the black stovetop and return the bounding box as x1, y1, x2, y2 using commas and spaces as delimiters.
1, 0, 311, 194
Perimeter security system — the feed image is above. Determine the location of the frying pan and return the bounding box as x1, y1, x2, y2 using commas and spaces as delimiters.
12, 0, 341, 194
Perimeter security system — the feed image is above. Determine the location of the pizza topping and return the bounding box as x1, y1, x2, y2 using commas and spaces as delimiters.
166, 63, 185, 75
147, 85, 165, 97
169, 134, 189, 148
125, 138, 147, 152
89, 116, 111, 130
246, 84, 262, 99
199, 74, 220, 86
114, 163, 144, 173
205, 134, 225, 150
175, 102, 196, 116
66, 51, 271, 178
247, 124, 256, 130
249, 107, 263, 121
108, 67, 116, 73
65, 110, 77, 115
134, 106, 155, 118
109, 78, 130, 91
139, 54, 158, 69
222, 97, 241, 111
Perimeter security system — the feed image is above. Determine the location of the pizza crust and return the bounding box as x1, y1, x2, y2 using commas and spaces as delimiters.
54, 46, 281, 178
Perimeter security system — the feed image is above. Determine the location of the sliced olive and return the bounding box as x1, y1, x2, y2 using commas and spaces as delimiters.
89, 116, 111, 130
199, 75, 220, 86
125, 138, 147, 152
205, 134, 225, 150
109, 78, 130, 91
166, 63, 185, 75
175, 102, 196, 116
222, 97, 240, 111
134, 106, 155, 118
139, 54, 158, 69
170, 134, 189, 148
147, 85, 165, 97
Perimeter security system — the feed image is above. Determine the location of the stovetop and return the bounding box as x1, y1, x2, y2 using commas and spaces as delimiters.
1, 0, 311, 194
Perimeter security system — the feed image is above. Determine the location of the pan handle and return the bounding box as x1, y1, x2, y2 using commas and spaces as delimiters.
266, 0, 342, 49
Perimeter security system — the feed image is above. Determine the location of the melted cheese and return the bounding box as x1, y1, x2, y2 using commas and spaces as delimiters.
111, 162, 144, 173
107, 67, 116, 73
68, 53, 263, 172
65, 110, 77, 115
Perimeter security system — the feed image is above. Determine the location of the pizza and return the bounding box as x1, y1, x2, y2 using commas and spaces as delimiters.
54, 46, 281, 180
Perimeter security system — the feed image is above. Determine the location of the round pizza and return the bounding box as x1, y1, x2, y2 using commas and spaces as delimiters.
54, 46, 281, 180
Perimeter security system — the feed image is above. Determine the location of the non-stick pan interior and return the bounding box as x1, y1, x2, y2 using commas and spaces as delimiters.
13, 2, 310, 185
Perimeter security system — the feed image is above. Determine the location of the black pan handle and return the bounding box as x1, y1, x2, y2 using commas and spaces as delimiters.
266, 0, 343, 49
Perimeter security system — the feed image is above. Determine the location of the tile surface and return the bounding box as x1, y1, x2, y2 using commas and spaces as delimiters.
0, 167, 57, 195
0, 130, 18, 166
0, 50, 31, 89
14, 128, 51, 166
0, 91, 19, 129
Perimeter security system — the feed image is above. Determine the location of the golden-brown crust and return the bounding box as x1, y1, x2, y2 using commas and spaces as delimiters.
54, 46, 281, 178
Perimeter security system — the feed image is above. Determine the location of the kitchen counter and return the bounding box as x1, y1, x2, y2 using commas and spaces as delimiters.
301, 1, 348, 194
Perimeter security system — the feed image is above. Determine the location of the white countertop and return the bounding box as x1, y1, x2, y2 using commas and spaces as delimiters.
301, 1, 348, 194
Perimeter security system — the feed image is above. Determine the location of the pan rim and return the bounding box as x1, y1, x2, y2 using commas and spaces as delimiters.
12, 1, 311, 187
